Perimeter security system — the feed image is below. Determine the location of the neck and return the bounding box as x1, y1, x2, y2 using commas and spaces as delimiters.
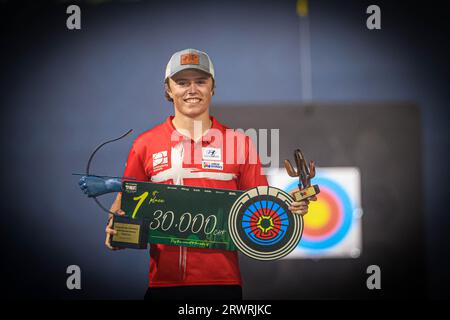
172, 112, 212, 142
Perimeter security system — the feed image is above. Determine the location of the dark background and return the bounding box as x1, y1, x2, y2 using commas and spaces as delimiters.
215, 104, 424, 299
0, 0, 448, 299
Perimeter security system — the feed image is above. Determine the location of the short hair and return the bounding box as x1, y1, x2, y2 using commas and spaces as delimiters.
164, 77, 216, 102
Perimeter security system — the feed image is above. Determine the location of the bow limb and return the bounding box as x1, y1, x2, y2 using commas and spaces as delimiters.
86, 129, 133, 215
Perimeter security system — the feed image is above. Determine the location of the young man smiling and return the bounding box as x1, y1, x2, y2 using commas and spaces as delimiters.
80, 48, 314, 300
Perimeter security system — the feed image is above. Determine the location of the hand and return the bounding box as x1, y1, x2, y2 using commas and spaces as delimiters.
105, 209, 126, 251
288, 190, 318, 216
78, 176, 122, 197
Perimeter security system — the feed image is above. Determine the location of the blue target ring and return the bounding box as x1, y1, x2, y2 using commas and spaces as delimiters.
241, 200, 289, 246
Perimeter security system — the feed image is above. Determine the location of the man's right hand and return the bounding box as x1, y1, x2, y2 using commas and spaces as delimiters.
105, 209, 127, 251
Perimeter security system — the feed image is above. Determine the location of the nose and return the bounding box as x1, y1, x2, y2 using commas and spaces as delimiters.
187, 81, 198, 94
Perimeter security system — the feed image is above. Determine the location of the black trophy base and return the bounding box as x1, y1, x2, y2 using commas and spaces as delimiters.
110, 215, 149, 249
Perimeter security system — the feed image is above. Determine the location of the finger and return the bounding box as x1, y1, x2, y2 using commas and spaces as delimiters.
290, 206, 308, 213
105, 233, 122, 251
105, 235, 114, 250
291, 205, 308, 213
291, 200, 309, 207
105, 237, 123, 251
105, 242, 115, 250
294, 208, 308, 215
106, 229, 117, 236
289, 203, 309, 211
105, 227, 117, 235
310, 195, 318, 201
115, 209, 125, 216
106, 219, 116, 231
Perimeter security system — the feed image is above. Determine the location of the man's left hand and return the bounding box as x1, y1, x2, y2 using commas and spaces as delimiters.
288, 190, 318, 216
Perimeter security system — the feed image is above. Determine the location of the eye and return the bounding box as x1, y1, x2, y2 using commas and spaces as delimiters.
196, 79, 207, 85
176, 80, 188, 86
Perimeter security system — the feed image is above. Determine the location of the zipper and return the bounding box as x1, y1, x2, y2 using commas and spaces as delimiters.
178, 246, 187, 280
178, 246, 183, 277
173, 140, 189, 280
182, 246, 187, 280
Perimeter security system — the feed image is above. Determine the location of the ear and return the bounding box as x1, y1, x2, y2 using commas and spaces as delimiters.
165, 82, 174, 99
210, 79, 215, 96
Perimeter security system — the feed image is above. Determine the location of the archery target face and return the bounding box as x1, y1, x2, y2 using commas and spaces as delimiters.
228, 186, 303, 261
267, 167, 362, 259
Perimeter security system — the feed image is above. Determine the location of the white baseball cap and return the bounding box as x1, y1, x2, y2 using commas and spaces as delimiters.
165, 48, 215, 81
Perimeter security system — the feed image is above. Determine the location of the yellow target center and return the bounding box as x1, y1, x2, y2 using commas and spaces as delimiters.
304, 199, 331, 229
257, 215, 274, 233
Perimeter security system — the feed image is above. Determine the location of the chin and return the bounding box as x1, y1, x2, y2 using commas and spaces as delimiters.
180, 105, 208, 117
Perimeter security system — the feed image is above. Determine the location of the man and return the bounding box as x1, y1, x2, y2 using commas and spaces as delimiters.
79, 48, 314, 300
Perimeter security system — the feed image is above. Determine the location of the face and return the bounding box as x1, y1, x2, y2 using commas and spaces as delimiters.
166, 69, 214, 119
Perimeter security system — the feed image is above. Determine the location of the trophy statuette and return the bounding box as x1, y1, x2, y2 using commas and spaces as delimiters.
284, 149, 320, 202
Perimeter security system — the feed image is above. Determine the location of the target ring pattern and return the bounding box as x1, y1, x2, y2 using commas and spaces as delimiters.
229, 186, 303, 261
287, 177, 352, 250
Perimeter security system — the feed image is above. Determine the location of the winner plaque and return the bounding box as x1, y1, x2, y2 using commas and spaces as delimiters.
110, 215, 150, 249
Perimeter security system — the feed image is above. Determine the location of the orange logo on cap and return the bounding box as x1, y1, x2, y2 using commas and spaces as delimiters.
180, 53, 199, 65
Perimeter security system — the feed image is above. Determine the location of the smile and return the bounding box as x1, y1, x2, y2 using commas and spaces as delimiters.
184, 98, 201, 103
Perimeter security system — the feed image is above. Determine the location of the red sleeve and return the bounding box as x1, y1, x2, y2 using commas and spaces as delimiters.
123, 143, 149, 182
237, 136, 269, 190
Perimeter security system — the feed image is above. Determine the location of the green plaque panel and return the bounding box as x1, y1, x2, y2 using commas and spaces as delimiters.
121, 181, 243, 250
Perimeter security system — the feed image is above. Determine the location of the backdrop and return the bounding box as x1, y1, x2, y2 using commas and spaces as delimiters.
0, 0, 448, 299
214, 104, 424, 299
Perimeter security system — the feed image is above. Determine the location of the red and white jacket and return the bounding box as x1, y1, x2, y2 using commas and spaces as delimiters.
123, 115, 268, 287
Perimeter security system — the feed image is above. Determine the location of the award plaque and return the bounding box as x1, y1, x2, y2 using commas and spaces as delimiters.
284, 149, 321, 202
110, 215, 150, 249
